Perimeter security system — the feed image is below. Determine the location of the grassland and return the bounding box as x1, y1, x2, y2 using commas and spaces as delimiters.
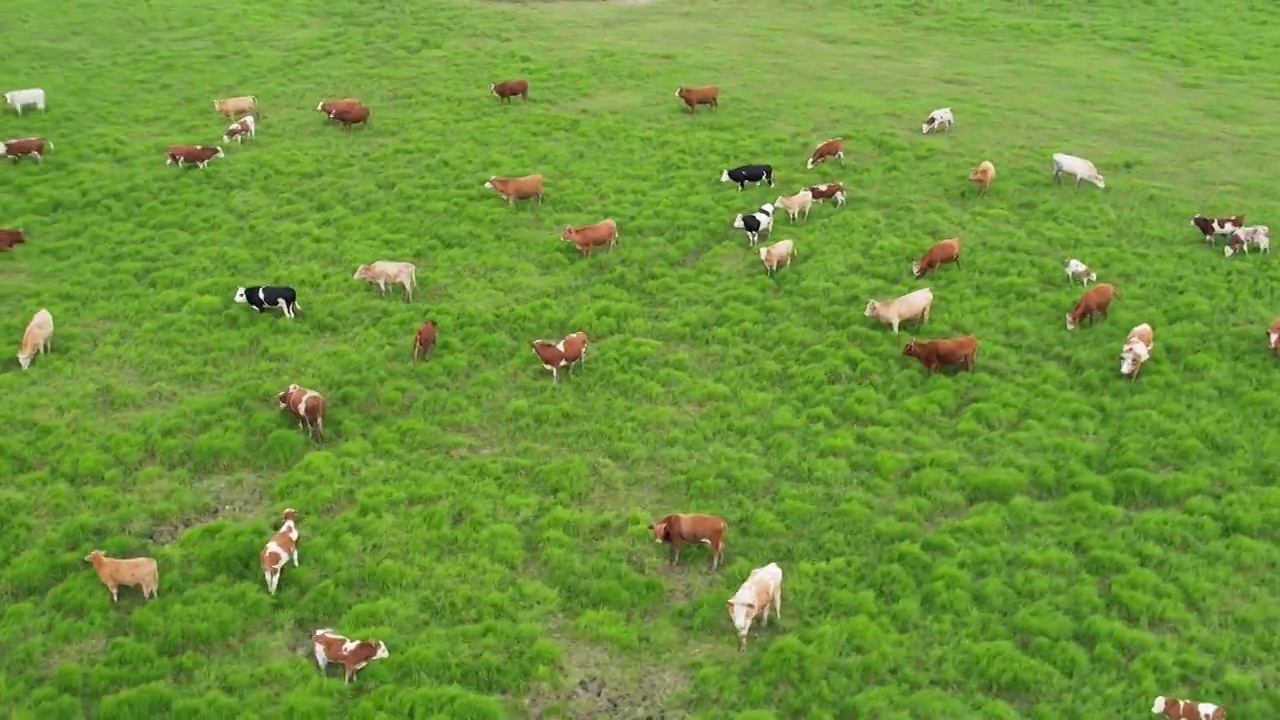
2, 0, 1279, 717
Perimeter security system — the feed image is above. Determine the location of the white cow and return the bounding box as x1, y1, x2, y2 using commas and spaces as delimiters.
727, 562, 783, 651
4, 88, 46, 116
1120, 323, 1154, 380
922, 107, 953, 134
1052, 153, 1106, 189
1226, 225, 1270, 257
1064, 258, 1097, 285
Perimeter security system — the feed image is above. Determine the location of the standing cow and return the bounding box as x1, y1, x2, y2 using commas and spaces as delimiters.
234, 285, 300, 319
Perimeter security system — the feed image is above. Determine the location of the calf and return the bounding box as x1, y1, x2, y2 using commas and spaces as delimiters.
675, 85, 718, 113
277, 384, 325, 441
1119, 323, 1154, 380
1052, 153, 1106, 189
260, 508, 300, 595
922, 106, 954, 134
484, 174, 544, 205
806, 182, 846, 207
727, 562, 783, 652
1065, 282, 1114, 330
562, 219, 619, 256
1192, 214, 1245, 246
968, 160, 995, 195
413, 319, 437, 362
353, 260, 417, 301
84, 550, 158, 603
531, 331, 588, 384
222, 115, 256, 143
720, 164, 774, 191
17, 308, 53, 370
1224, 224, 1268, 256
806, 137, 844, 169
774, 190, 812, 222
1064, 258, 1097, 285
1151, 696, 1225, 720
732, 203, 774, 247
759, 239, 796, 277
490, 79, 529, 103
0, 228, 27, 251
4, 88, 46, 116
1, 137, 53, 163
647, 513, 727, 570
1268, 316, 1280, 355
317, 98, 361, 118
865, 287, 933, 334
912, 237, 961, 278
313, 629, 390, 684
903, 336, 978, 374
328, 105, 369, 129
214, 95, 258, 118
234, 285, 300, 319
165, 145, 223, 169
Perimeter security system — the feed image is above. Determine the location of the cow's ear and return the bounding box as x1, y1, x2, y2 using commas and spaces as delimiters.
646, 523, 655, 530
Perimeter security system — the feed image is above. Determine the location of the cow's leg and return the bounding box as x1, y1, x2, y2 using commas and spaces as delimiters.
292, 548, 300, 567
377, 279, 387, 295
32, 152, 42, 163
277, 298, 292, 318
669, 540, 681, 566
773, 587, 782, 618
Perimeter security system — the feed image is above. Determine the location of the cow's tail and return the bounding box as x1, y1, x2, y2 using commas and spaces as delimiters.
292, 300, 301, 312
411, 267, 418, 287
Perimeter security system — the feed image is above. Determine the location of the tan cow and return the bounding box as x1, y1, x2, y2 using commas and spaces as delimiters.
773, 190, 813, 223
865, 287, 933, 334
727, 562, 783, 651
484, 174, 544, 205
85, 550, 158, 603
213, 95, 259, 118
353, 261, 417, 301
1269, 316, 1280, 355
968, 160, 995, 195
759, 239, 796, 277
562, 219, 618, 255
17, 308, 53, 370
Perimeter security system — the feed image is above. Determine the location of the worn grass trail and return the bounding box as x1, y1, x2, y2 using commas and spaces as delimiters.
2, 0, 1279, 717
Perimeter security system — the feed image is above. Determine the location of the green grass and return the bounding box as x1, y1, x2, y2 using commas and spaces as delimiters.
3, 0, 1279, 717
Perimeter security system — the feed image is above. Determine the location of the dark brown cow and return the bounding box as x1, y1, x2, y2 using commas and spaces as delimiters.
165, 145, 223, 169
902, 336, 978, 374
1191, 214, 1245, 245
675, 85, 718, 113
1065, 282, 1115, 330
806, 182, 847, 207
2, 137, 53, 163
911, 237, 960, 278
490, 79, 529, 103
312, 629, 390, 684
530, 331, 588, 383
1150, 695, 1225, 720
561, 219, 618, 255
413, 319, 437, 363
328, 105, 369, 129
806, 137, 844, 169
647, 513, 727, 570
0, 228, 25, 250
276, 384, 325, 440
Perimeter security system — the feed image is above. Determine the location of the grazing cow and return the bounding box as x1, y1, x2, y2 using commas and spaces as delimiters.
1268, 316, 1280, 355
353, 260, 417, 301
4, 88, 46, 116
806, 137, 844, 169
1224, 224, 1267, 256
530, 331, 588, 384
647, 513, 727, 570
1120, 323, 1154, 380
1065, 282, 1115, 330
675, 85, 718, 113
328, 105, 369, 129
277, 384, 325, 440
1052, 153, 1106, 189
484, 174, 544, 205
165, 145, 223, 169
1, 137, 53, 163
806, 182, 846, 207
490, 79, 529, 103
259, 508, 300, 595
316, 98, 361, 118
759, 239, 796, 277
1151, 696, 1225, 720
313, 629, 390, 684
903, 336, 978, 374
562, 219, 619, 256
922, 107, 954, 134
968, 160, 995, 195
774, 190, 813, 222
413, 319, 437, 362
1191, 214, 1245, 246
0, 228, 26, 250
17, 308, 53, 370
727, 562, 783, 652
222, 115, 256, 143
234, 285, 300, 319
1065, 258, 1097, 285
732, 203, 774, 247
84, 550, 158, 603
720, 164, 774, 191
865, 287, 934, 334
912, 237, 961, 278
213, 95, 258, 118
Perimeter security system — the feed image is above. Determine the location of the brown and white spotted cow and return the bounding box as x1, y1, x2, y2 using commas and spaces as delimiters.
277, 384, 325, 440
1, 137, 54, 163
313, 628, 390, 684
1151, 695, 1225, 720
531, 331, 588, 383
1269, 316, 1280, 355
259, 508, 299, 596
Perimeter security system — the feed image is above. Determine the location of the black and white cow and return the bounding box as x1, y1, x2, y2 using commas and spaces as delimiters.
1191, 213, 1245, 246
732, 203, 774, 247
234, 285, 300, 319
720, 164, 774, 191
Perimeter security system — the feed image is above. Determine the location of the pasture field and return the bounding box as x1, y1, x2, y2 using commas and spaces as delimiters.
3, 0, 1280, 717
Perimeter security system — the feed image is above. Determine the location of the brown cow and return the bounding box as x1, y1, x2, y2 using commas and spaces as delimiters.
806, 182, 847, 207
912, 237, 960, 278
1065, 282, 1115, 330
1191, 214, 1245, 246
313, 629, 390, 684
317, 98, 361, 118
806, 137, 844, 169
647, 513, 727, 570
675, 85, 718, 113
531, 332, 587, 383
328, 105, 369, 129
165, 145, 223, 169
484, 174, 544, 205
413, 319, 437, 362
562, 219, 618, 255
902, 336, 978, 374
0, 229, 25, 250
1267, 316, 1280, 355
1, 137, 53, 163
84, 550, 159, 603
1150, 696, 1225, 720
490, 79, 529, 103
277, 384, 325, 440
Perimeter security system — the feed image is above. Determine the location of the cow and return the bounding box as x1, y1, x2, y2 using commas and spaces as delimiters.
313, 629, 390, 684
213, 95, 259, 118
1269, 316, 1280, 355
17, 308, 53, 370
234, 285, 300, 319
165, 145, 223, 169
484, 174, 544, 205
490, 79, 529, 103
531, 332, 588, 384
277, 384, 325, 441
562, 219, 619, 255
316, 98, 361, 119
806, 182, 846, 207
4, 88, 46, 116
1052, 153, 1106, 189
806, 137, 844, 169
865, 287, 934, 334
1120, 323, 1154, 380
259, 508, 300, 595
968, 160, 995, 195
1, 137, 53, 163
1065, 282, 1115, 330
732, 203, 774, 247
0, 228, 26, 250
760, 239, 796, 277
1230, 225, 1271, 255
84, 550, 158, 603
922, 107, 954, 134
1191, 214, 1245, 246
675, 85, 718, 113
727, 562, 783, 652
222, 115, 256, 144
647, 513, 727, 570
720, 164, 774, 191
353, 261, 417, 301
774, 190, 813, 223
903, 336, 978, 374
328, 105, 369, 129
1065, 258, 1097, 285
413, 319, 437, 362
1151, 696, 1225, 720
912, 237, 961, 278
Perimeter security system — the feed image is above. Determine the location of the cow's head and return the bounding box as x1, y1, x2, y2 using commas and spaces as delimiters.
903, 339, 919, 358
1065, 313, 1077, 331
863, 300, 879, 318
719, 170, 731, 183
233, 287, 248, 304
560, 226, 578, 241
921, 116, 935, 134
484, 177, 497, 190
646, 519, 670, 543
16, 348, 34, 370
726, 599, 755, 645
316, 101, 327, 112
911, 261, 922, 277
759, 245, 770, 264
489, 83, 498, 95
212, 100, 222, 111
1150, 696, 1169, 714
84, 549, 104, 564
353, 265, 372, 281
674, 87, 684, 98
369, 641, 390, 661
